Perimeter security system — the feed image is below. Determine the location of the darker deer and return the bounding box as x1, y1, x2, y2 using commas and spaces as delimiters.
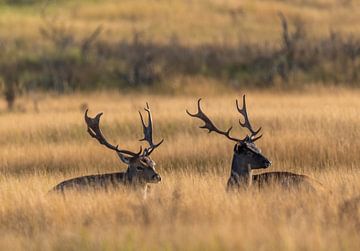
51, 103, 163, 194
187, 95, 322, 191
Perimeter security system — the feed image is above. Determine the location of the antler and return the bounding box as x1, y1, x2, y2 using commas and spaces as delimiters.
236, 95, 262, 142
84, 109, 142, 157
186, 98, 240, 142
139, 103, 164, 156
187, 96, 263, 144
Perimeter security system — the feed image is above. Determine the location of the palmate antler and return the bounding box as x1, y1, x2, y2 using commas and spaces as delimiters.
236, 95, 262, 142
85, 110, 142, 159
85, 103, 163, 161
139, 103, 164, 156
186, 99, 240, 142
187, 95, 262, 144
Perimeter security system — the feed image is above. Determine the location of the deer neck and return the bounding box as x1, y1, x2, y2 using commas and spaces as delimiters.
228, 153, 253, 189
231, 153, 252, 176
125, 168, 147, 188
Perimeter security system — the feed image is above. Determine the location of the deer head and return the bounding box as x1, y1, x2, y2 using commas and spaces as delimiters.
85, 103, 163, 185
186, 95, 271, 176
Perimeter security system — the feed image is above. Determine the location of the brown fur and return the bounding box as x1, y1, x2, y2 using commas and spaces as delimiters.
51, 172, 130, 192
50, 156, 161, 194
252, 171, 324, 191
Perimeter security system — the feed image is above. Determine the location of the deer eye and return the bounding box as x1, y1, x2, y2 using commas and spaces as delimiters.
136, 166, 143, 171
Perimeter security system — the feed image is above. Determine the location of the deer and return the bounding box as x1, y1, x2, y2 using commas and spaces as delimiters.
187, 95, 323, 191
51, 103, 163, 195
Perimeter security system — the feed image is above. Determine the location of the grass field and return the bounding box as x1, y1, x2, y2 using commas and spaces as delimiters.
0, 1, 359, 250
2, 0, 360, 93
0, 90, 359, 250
1, 0, 360, 45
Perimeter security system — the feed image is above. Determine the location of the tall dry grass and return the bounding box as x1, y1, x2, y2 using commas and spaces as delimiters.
0, 90, 359, 250
2, 0, 360, 92
1, 0, 360, 45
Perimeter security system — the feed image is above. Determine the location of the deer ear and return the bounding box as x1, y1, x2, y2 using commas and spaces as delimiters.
234, 143, 243, 153
117, 152, 131, 164
233, 144, 238, 153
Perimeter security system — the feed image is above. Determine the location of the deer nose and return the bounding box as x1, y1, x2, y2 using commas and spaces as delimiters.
152, 174, 161, 182
265, 160, 272, 167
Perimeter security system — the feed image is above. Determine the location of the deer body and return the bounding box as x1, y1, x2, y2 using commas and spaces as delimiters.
52, 155, 161, 193
226, 141, 322, 191
51, 103, 163, 194
252, 172, 318, 189
52, 172, 131, 192
227, 168, 320, 191
187, 95, 322, 191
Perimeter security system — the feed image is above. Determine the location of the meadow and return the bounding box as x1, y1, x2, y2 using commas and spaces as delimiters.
1, 0, 360, 95
1, 0, 359, 44
0, 0, 360, 250
0, 90, 359, 250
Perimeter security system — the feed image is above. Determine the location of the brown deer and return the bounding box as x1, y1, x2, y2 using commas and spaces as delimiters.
187, 95, 322, 191
51, 103, 163, 194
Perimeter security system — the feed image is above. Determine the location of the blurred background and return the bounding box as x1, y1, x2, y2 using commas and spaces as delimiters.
0, 0, 359, 110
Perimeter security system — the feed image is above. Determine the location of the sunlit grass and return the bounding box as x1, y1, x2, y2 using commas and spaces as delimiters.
0, 90, 359, 250
1, 0, 360, 45
0, 1, 360, 249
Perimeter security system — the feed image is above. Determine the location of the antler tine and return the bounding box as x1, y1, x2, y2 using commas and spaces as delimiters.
85, 109, 142, 157
139, 103, 164, 156
236, 95, 262, 141
186, 98, 240, 142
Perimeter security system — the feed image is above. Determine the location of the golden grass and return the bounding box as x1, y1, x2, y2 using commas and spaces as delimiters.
0, 89, 359, 250
1, 0, 360, 45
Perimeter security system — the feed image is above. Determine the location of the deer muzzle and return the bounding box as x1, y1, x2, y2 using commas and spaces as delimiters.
151, 174, 161, 183
264, 159, 272, 168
